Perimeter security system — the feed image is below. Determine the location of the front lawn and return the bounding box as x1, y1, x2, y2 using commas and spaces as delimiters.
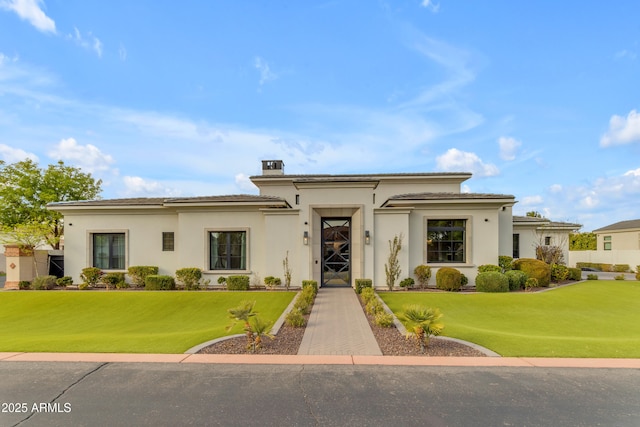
0, 291, 295, 353
379, 281, 640, 358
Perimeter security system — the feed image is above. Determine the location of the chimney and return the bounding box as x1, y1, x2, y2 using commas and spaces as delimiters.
261, 160, 284, 176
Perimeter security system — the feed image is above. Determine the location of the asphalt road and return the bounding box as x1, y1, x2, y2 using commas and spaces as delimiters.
1, 362, 639, 427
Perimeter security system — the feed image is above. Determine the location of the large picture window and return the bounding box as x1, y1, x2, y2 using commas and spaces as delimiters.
427, 219, 466, 263
92, 233, 126, 270
209, 231, 247, 270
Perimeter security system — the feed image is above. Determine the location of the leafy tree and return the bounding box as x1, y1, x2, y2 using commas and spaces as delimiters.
569, 232, 597, 251
526, 211, 542, 218
0, 159, 102, 249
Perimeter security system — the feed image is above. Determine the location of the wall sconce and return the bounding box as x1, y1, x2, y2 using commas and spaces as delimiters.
365, 230, 371, 245
303, 231, 309, 245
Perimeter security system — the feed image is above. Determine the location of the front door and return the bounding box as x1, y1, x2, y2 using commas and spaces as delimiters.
321, 218, 351, 287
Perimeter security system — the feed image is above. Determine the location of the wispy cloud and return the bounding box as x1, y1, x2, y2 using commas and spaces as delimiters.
600, 109, 640, 146
420, 0, 440, 13
0, 0, 56, 34
436, 148, 499, 177
0, 143, 39, 162
121, 176, 181, 197
68, 27, 103, 57
254, 56, 277, 86
498, 136, 521, 161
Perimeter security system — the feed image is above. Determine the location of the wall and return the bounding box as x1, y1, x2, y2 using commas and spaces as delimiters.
569, 250, 639, 270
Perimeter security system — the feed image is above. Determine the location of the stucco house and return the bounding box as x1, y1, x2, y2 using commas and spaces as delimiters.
512, 216, 581, 263
49, 160, 520, 288
569, 219, 640, 270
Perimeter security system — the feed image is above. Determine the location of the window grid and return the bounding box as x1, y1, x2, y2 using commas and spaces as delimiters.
162, 232, 175, 251
92, 233, 125, 270
209, 231, 247, 270
427, 219, 466, 263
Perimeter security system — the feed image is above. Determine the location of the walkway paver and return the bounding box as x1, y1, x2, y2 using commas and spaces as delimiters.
297, 287, 382, 356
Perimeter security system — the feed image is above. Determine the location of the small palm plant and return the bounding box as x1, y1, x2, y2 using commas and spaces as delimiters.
247, 316, 274, 352
227, 300, 257, 349
398, 304, 444, 353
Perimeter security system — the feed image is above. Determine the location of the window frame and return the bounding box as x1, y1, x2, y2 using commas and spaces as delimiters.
513, 233, 520, 258
425, 218, 469, 264
205, 228, 249, 272
88, 230, 128, 271
603, 235, 612, 251
162, 232, 175, 252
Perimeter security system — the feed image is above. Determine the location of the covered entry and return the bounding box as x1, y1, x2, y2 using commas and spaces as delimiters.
321, 218, 351, 287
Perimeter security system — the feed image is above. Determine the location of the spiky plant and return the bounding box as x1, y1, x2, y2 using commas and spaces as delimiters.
398, 304, 444, 353
226, 300, 257, 348
247, 316, 274, 352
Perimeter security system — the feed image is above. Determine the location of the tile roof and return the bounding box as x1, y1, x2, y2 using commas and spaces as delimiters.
593, 219, 640, 232
388, 192, 515, 201
49, 195, 287, 208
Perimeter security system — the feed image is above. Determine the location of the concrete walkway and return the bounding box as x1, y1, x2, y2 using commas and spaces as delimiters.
297, 287, 382, 356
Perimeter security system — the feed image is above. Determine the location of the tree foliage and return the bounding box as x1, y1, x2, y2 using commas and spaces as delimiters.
569, 232, 597, 251
526, 211, 542, 218
0, 159, 102, 249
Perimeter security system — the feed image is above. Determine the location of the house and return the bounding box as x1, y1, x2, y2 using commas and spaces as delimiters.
48, 160, 519, 288
512, 216, 581, 264
569, 219, 640, 270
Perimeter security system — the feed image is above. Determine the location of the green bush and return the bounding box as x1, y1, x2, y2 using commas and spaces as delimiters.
568, 268, 582, 281
475, 272, 509, 293
127, 266, 159, 288
499, 256, 514, 272
614, 274, 626, 281
176, 268, 203, 290
299, 286, 316, 304
226, 275, 250, 291
285, 309, 306, 327
435, 267, 462, 292
144, 275, 176, 290
413, 265, 432, 288
355, 279, 373, 294
524, 277, 538, 290
360, 287, 376, 304
505, 270, 528, 291
217, 276, 227, 286
80, 267, 103, 287
613, 264, 630, 273
399, 277, 414, 289
513, 258, 551, 287
264, 276, 282, 289
375, 312, 394, 328
302, 280, 318, 293
460, 273, 469, 287
293, 297, 311, 315
550, 264, 569, 282
102, 272, 126, 289
33, 275, 57, 290
78, 283, 89, 290
587, 274, 598, 280
366, 299, 384, 315
636, 265, 640, 274
116, 281, 130, 289
636, 272, 640, 281
478, 264, 501, 273
19, 280, 31, 290
56, 276, 73, 287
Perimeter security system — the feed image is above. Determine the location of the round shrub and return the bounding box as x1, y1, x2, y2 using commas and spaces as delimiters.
550, 264, 569, 282
56, 276, 73, 287
478, 264, 501, 273
226, 275, 250, 290
355, 279, 373, 294
285, 309, 306, 327
127, 266, 159, 288
302, 280, 318, 293
499, 256, 514, 272
33, 275, 57, 290
80, 267, 102, 287
524, 277, 539, 290
360, 287, 376, 304
365, 299, 383, 315
19, 281, 32, 290
144, 275, 176, 290
568, 268, 582, 281
475, 271, 509, 293
102, 272, 126, 289
636, 272, 640, 281
436, 267, 462, 291
413, 264, 432, 288
505, 270, 528, 291
374, 312, 394, 328
176, 268, 203, 290
399, 277, 414, 289
513, 258, 551, 287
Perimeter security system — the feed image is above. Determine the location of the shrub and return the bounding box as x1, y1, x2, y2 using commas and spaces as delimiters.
302, 280, 318, 293
435, 267, 462, 291
285, 310, 306, 327
460, 274, 469, 287
576, 262, 602, 271
144, 275, 176, 290
360, 287, 376, 304
613, 264, 630, 273
375, 312, 395, 328
550, 264, 569, 282
56, 276, 73, 287
637, 265, 640, 274
636, 272, 640, 281
293, 298, 311, 315
19, 280, 31, 290
505, 270, 528, 291
568, 268, 582, 281
127, 266, 159, 288
33, 275, 57, 290
264, 276, 282, 290
78, 283, 89, 290
116, 281, 130, 289
175, 268, 204, 290
365, 299, 384, 315
587, 274, 598, 280
513, 258, 551, 287
475, 272, 509, 293
355, 279, 373, 294
226, 275, 250, 291
499, 256, 514, 272
478, 264, 501, 273
299, 286, 316, 304
413, 265, 432, 289
384, 234, 403, 290
217, 276, 227, 286
399, 277, 414, 289
614, 274, 626, 281
524, 277, 538, 290
80, 267, 103, 287
102, 272, 126, 290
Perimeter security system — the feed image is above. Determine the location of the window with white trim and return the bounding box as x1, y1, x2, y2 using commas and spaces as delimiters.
209, 231, 247, 270
92, 233, 126, 270
427, 219, 466, 263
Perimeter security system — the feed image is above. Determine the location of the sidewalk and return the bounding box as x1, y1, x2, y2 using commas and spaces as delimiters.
298, 287, 382, 356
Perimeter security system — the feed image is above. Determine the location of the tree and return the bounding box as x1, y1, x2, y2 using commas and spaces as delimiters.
0, 159, 102, 249
384, 234, 403, 290
569, 232, 597, 251
526, 211, 542, 218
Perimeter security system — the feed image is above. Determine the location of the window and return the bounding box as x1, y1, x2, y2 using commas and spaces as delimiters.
513, 234, 520, 258
92, 233, 125, 270
544, 236, 552, 246
162, 232, 175, 251
427, 219, 466, 263
209, 231, 247, 270
603, 235, 612, 251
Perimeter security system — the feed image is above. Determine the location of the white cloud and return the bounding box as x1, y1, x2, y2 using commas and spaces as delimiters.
68, 27, 103, 57
0, 0, 56, 34
549, 184, 563, 193
436, 148, 499, 177
0, 143, 39, 162
498, 136, 521, 161
420, 0, 440, 12
235, 173, 256, 192
521, 195, 543, 206
624, 167, 640, 177
254, 56, 277, 86
48, 137, 114, 173
600, 109, 640, 146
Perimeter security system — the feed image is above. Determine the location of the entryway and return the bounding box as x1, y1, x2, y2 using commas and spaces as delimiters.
321, 218, 351, 287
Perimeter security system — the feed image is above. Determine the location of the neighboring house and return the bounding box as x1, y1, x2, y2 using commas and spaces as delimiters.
569, 219, 640, 270
48, 160, 518, 288
512, 216, 581, 264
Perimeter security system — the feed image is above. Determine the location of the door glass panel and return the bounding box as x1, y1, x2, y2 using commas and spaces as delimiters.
322, 218, 351, 287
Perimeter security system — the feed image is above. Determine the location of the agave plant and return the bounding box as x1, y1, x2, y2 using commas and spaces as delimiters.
398, 304, 444, 353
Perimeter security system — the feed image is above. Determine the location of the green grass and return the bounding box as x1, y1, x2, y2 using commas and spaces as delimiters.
0, 291, 295, 353
379, 281, 640, 358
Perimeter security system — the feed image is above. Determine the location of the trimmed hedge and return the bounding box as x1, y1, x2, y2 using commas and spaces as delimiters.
80, 267, 102, 287
144, 275, 176, 290
475, 271, 509, 293
226, 275, 250, 291
175, 268, 203, 290
478, 264, 501, 273
128, 266, 159, 288
436, 267, 462, 292
102, 272, 126, 289
56, 276, 73, 287
513, 258, 551, 287
413, 265, 432, 288
302, 280, 318, 293
568, 268, 582, 281
355, 279, 373, 294
505, 270, 528, 291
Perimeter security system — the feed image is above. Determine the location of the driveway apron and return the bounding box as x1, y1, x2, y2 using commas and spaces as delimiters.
298, 287, 382, 355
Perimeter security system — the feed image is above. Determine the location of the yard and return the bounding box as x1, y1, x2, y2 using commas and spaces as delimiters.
0, 291, 296, 353
379, 280, 640, 358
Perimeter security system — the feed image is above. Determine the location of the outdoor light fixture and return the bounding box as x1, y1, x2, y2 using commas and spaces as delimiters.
303, 231, 309, 245
365, 230, 371, 245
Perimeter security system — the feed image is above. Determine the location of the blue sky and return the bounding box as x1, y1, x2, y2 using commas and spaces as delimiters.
1, 0, 639, 232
